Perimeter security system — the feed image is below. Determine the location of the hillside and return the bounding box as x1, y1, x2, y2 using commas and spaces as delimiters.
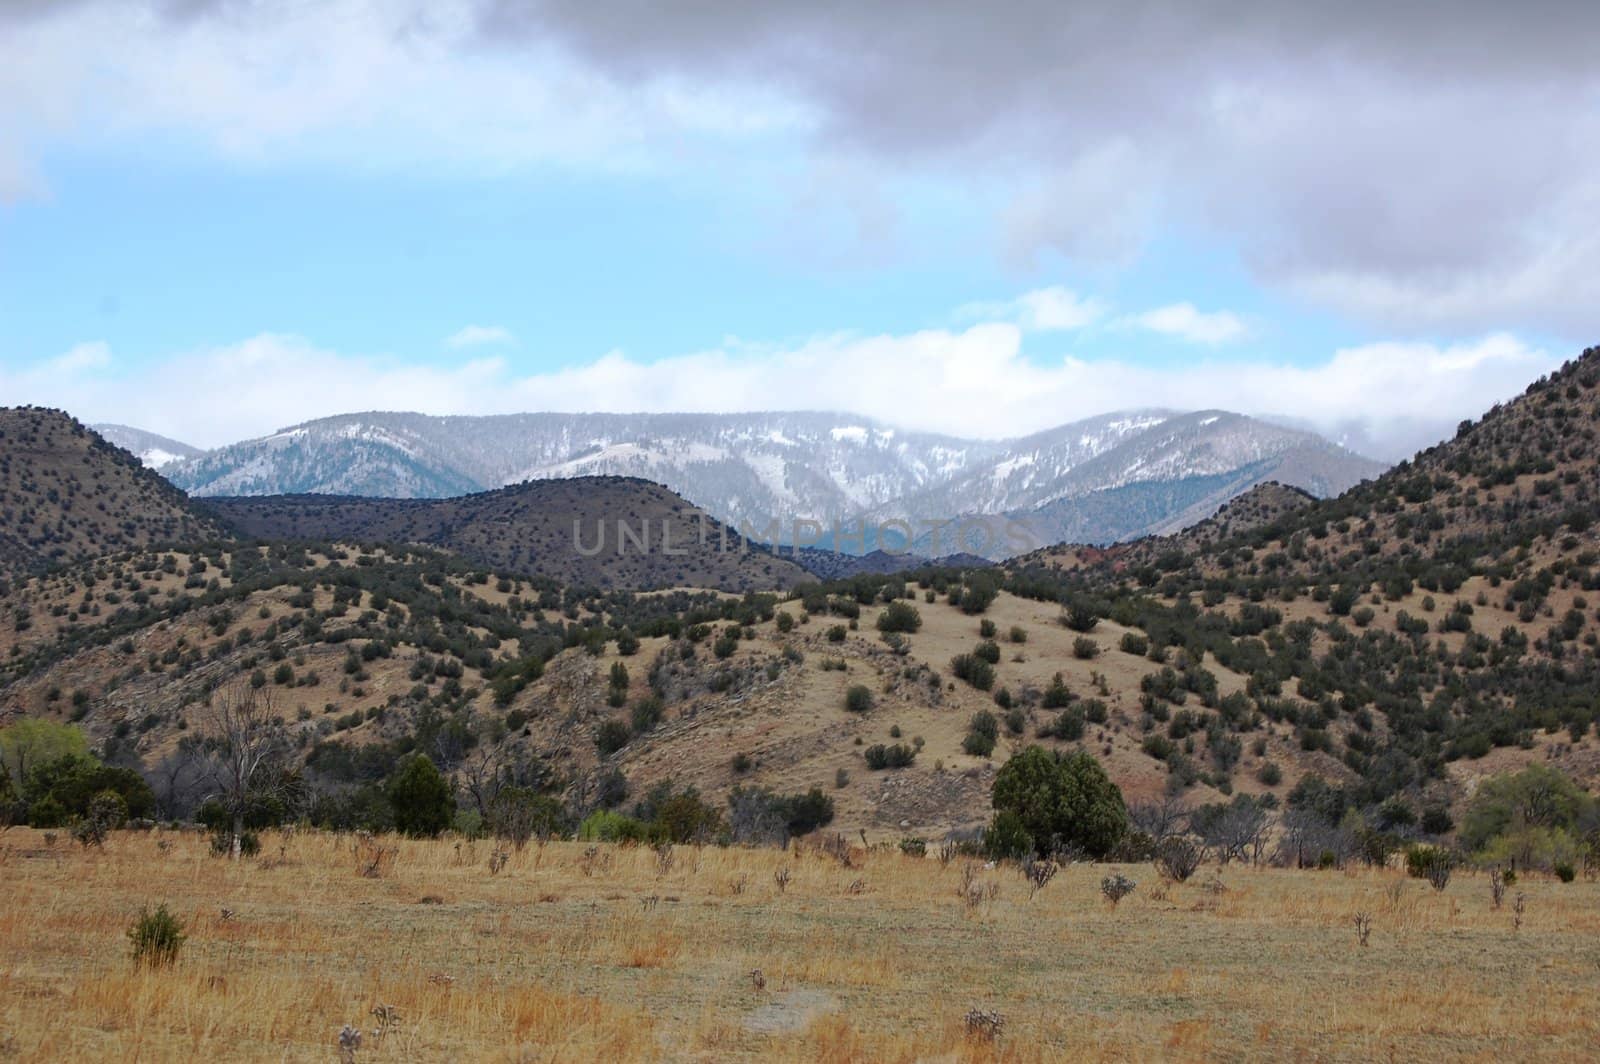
200, 477, 811, 592
91, 423, 203, 469
158, 408, 1383, 554
1001, 345, 1600, 803
1, 348, 1596, 845
0, 408, 220, 578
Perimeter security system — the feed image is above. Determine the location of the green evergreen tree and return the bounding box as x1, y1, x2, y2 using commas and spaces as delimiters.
387, 755, 454, 837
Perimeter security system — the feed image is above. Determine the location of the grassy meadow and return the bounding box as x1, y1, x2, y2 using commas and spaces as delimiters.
1, 828, 1597, 1061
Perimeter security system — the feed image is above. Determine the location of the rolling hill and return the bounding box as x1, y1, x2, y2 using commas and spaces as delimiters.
200, 477, 812, 592
0, 408, 221, 578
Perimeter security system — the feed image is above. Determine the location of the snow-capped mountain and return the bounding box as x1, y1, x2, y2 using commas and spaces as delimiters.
91, 424, 203, 469
159, 409, 1386, 556
167, 412, 1002, 525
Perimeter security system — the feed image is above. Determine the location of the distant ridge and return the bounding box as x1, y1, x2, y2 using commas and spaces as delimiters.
200, 476, 812, 592
158, 408, 1384, 555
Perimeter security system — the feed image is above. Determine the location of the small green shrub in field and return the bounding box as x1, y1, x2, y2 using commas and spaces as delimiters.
128, 904, 185, 967
1405, 845, 1454, 890
845, 685, 873, 713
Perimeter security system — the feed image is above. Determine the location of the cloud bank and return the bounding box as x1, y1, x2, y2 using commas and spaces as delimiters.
4, 1, 1600, 332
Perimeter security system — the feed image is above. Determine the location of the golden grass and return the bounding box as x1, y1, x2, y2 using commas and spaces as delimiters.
2, 829, 1598, 1061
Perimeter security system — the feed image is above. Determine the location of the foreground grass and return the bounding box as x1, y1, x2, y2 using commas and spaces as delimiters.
1, 830, 1597, 1061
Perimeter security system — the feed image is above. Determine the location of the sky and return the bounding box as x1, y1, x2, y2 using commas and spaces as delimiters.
1, 0, 1597, 458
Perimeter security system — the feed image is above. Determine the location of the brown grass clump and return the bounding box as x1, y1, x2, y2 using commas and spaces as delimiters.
1, 828, 1599, 1060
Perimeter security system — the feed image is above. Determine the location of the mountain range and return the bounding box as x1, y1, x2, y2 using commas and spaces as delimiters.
140, 409, 1386, 557
3, 345, 1598, 853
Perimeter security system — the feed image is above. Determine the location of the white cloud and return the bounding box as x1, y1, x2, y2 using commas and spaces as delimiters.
48, 341, 112, 373
1125, 303, 1250, 345
445, 325, 515, 349
957, 287, 1105, 332
0, 1, 812, 185
4, 323, 1558, 461
6, 2, 1597, 331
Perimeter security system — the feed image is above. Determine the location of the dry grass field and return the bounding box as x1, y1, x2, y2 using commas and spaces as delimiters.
3, 829, 1598, 1062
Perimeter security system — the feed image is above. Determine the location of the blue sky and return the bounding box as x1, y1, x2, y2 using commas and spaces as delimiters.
1, 2, 1593, 453
2, 150, 1355, 370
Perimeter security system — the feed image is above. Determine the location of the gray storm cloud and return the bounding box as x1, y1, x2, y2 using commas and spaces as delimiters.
3, 0, 1599, 331
476, 0, 1600, 331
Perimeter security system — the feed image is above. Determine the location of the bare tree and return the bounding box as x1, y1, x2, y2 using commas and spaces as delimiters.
459, 743, 505, 820
1129, 795, 1190, 842
201, 683, 290, 859
1276, 807, 1354, 869
727, 788, 787, 847
460, 742, 553, 819
149, 736, 207, 821
1194, 797, 1274, 865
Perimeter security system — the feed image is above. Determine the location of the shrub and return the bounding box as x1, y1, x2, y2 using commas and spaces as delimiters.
826, 625, 847, 643
1154, 836, 1202, 882
1062, 600, 1099, 632
1405, 845, 1454, 890
978, 619, 997, 639
1555, 861, 1577, 883
578, 808, 648, 842
984, 808, 1033, 860
595, 718, 632, 756
630, 696, 664, 733
1048, 707, 1085, 741
1120, 632, 1149, 656
1072, 637, 1099, 660
950, 654, 995, 691
1420, 806, 1454, 836
73, 789, 128, 847
864, 744, 916, 770
128, 905, 185, 968
964, 711, 999, 757
1257, 762, 1282, 786
844, 685, 874, 713
960, 577, 999, 615
991, 746, 1126, 859
1100, 873, 1137, 906
1042, 673, 1072, 709
876, 601, 922, 634
974, 640, 1002, 665
780, 788, 836, 836
488, 787, 565, 848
